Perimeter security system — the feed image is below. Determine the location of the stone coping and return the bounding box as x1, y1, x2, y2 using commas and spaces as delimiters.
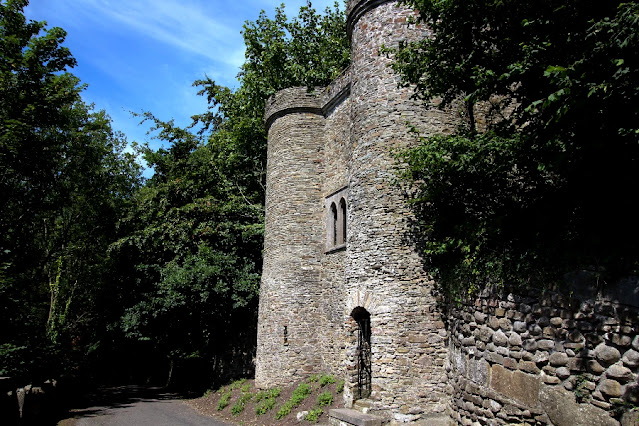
264, 71, 352, 131
346, 0, 393, 39
329, 408, 382, 426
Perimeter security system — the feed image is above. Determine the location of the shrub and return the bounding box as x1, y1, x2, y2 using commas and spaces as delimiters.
291, 383, 311, 405
268, 387, 281, 399
231, 392, 253, 415
305, 408, 323, 422
255, 397, 276, 416
229, 378, 247, 390
217, 391, 232, 411
275, 400, 293, 419
276, 382, 312, 419
319, 374, 336, 387
254, 390, 267, 403
307, 374, 319, 383
318, 390, 333, 407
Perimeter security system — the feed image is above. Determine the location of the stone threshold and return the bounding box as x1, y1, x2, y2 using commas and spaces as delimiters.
329, 408, 382, 426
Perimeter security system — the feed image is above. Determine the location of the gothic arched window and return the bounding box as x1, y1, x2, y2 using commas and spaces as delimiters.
330, 202, 338, 247
325, 187, 348, 252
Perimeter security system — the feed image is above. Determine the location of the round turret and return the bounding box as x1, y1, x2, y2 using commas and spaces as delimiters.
255, 88, 326, 387
343, 0, 454, 419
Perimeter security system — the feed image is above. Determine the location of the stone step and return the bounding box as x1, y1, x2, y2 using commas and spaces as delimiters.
352, 398, 374, 413
329, 408, 382, 426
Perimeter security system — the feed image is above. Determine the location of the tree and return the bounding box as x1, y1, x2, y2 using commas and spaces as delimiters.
108, 1, 350, 387
391, 1, 639, 296
1, 0, 141, 381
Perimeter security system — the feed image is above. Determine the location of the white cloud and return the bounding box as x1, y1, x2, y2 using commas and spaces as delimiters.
59, 0, 242, 66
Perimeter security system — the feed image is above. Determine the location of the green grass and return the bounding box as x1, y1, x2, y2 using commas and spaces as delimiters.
336, 379, 344, 394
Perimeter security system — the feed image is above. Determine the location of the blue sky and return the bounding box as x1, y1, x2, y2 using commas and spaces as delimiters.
24, 0, 341, 169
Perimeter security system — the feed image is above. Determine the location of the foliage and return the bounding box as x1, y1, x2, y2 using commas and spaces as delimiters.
0, 0, 141, 381
275, 401, 292, 419
108, 1, 350, 386
305, 407, 324, 422
0, 0, 349, 387
336, 379, 344, 393
218, 391, 232, 411
231, 392, 253, 415
275, 382, 312, 419
307, 374, 319, 383
317, 390, 333, 406
392, 0, 639, 295
254, 387, 281, 402
291, 383, 312, 405
255, 395, 277, 416
319, 374, 336, 386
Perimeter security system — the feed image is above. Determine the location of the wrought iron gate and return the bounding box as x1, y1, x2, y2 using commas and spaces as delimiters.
355, 315, 371, 399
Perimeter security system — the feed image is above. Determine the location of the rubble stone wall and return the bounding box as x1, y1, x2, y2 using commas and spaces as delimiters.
448, 281, 639, 426
344, 0, 456, 422
256, 0, 639, 425
255, 88, 327, 386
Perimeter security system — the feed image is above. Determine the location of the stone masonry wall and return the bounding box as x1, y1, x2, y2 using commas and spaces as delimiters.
319, 74, 352, 374
256, 2, 639, 425
344, 0, 457, 422
448, 281, 639, 426
255, 88, 327, 387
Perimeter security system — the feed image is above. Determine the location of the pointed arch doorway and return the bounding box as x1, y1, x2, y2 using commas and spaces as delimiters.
351, 307, 371, 400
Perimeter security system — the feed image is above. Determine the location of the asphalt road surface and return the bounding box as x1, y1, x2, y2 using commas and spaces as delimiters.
59, 385, 231, 426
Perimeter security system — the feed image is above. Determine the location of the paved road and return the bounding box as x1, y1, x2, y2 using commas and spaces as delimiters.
59, 386, 231, 426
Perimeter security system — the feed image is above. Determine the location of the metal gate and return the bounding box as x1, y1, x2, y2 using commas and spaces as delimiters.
355, 315, 371, 400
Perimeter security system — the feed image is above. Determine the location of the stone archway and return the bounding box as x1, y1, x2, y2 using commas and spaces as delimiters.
350, 306, 371, 400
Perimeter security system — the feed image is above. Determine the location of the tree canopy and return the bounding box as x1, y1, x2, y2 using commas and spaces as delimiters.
105, 1, 349, 387
392, 0, 639, 296
1, 0, 141, 380
1, 0, 349, 387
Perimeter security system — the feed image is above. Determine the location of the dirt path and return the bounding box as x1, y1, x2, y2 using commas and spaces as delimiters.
57, 385, 233, 426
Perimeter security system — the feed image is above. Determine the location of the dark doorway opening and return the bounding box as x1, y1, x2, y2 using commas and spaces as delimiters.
351, 307, 371, 400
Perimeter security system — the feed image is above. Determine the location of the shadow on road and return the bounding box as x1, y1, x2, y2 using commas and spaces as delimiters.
56, 385, 195, 424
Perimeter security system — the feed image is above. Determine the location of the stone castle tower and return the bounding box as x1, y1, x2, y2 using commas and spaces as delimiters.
255, 0, 456, 422
255, 1, 639, 425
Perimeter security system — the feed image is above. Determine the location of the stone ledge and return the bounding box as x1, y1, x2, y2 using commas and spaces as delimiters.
329, 408, 382, 426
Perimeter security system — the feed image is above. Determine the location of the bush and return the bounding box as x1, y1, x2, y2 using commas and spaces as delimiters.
255, 387, 280, 415
275, 400, 293, 419
276, 382, 312, 419
256, 396, 277, 416
319, 374, 336, 387
229, 378, 246, 390
217, 391, 232, 411
305, 408, 323, 422
318, 390, 333, 407
291, 383, 311, 405
231, 392, 253, 415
